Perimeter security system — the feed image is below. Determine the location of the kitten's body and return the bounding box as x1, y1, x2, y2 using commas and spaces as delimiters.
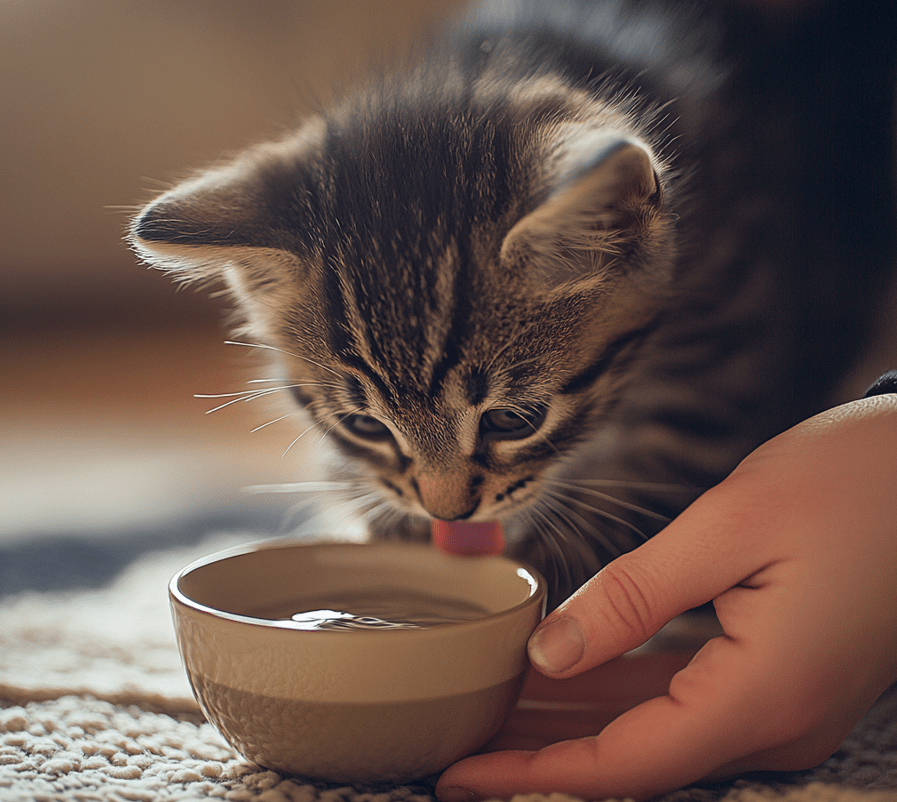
132, 0, 897, 605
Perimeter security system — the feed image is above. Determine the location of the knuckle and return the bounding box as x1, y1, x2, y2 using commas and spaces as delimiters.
593, 558, 663, 648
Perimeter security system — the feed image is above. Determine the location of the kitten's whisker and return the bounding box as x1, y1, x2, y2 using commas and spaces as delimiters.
369, 504, 408, 534
244, 480, 356, 495
490, 400, 561, 455
332, 492, 376, 516
224, 340, 343, 379
246, 377, 343, 390
282, 420, 326, 457
538, 503, 599, 592
529, 506, 578, 575
277, 479, 380, 535
251, 413, 297, 433
323, 409, 361, 437
523, 506, 578, 597
330, 492, 388, 530
534, 498, 584, 549
518, 509, 556, 580
196, 388, 287, 399
279, 497, 324, 533
543, 488, 649, 543
196, 383, 337, 415
544, 479, 672, 522
267, 479, 367, 533
539, 493, 624, 557
306, 408, 364, 456
528, 421, 560, 456
253, 403, 357, 457
353, 492, 390, 513
529, 505, 566, 547
323, 482, 378, 508
198, 394, 268, 414
554, 478, 700, 493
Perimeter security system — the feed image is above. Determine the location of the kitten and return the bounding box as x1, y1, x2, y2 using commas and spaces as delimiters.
130, 0, 896, 608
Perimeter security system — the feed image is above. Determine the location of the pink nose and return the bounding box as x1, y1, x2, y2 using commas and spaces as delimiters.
416, 474, 478, 522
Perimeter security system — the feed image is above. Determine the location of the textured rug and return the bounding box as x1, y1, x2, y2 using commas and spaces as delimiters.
2, 533, 897, 802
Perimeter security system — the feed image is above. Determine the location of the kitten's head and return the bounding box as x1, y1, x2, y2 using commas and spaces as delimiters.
130, 72, 675, 575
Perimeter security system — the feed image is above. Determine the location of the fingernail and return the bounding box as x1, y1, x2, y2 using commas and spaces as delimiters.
528, 617, 585, 674
437, 787, 477, 802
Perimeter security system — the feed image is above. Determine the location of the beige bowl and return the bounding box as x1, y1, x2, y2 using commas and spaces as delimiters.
169, 540, 546, 784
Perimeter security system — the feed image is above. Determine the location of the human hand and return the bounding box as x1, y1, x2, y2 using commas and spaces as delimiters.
437, 393, 897, 801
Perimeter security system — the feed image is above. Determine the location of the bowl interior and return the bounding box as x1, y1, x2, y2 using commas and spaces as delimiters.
175, 541, 540, 625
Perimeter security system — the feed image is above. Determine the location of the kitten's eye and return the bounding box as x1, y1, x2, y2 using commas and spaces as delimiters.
343, 413, 392, 440
480, 406, 547, 440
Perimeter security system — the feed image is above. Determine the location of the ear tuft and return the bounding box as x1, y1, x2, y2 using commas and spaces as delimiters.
128, 119, 325, 283
127, 124, 329, 341
129, 170, 269, 285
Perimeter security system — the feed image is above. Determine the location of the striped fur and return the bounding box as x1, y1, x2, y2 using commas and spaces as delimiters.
130, 0, 897, 607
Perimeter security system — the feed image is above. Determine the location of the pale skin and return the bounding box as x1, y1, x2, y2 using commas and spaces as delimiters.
436, 393, 897, 801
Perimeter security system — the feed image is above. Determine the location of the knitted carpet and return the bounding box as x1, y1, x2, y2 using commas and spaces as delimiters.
2, 534, 897, 802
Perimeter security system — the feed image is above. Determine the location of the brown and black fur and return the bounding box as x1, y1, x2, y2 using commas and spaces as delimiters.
130, 0, 897, 608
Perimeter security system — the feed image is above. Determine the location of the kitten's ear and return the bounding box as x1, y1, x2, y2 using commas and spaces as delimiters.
129, 122, 324, 314
500, 134, 665, 278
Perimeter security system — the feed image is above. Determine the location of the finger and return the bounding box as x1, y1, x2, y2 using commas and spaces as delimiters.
520, 650, 699, 703
528, 479, 767, 678
484, 651, 697, 751
437, 634, 783, 802
437, 696, 733, 802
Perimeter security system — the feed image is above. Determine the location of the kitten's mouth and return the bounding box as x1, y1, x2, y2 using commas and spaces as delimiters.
431, 520, 505, 556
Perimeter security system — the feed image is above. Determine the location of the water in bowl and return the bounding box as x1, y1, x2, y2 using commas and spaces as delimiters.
253, 588, 490, 630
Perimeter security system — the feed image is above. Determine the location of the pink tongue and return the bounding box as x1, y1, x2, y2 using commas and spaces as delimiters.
431, 520, 505, 556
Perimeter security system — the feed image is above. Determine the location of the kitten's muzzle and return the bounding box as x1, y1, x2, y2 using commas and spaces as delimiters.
415, 474, 481, 522
436, 506, 479, 523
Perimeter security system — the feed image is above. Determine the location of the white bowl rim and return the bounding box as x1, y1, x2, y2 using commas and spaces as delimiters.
169, 538, 546, 636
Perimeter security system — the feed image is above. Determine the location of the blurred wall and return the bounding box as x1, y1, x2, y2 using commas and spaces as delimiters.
0, 0, 470, 331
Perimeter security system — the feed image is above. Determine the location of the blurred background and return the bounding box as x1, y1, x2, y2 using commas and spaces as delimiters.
0, 0, 470, 593
3, 0, 894, 596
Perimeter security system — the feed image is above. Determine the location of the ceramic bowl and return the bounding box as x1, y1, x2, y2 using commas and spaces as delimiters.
169, 540, 546, 784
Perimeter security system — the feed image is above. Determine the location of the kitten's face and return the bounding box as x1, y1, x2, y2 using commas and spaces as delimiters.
262, 243, 659, 530
130, 83, 674, 547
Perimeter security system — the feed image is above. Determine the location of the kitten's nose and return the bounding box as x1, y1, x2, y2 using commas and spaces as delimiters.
416, 474, 479, 522
440, 505, 478, 522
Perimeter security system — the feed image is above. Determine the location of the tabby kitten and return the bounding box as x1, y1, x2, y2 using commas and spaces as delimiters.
131, 0, 896, 607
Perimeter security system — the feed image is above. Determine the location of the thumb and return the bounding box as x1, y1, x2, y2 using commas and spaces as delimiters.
527, 486, 756, 678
